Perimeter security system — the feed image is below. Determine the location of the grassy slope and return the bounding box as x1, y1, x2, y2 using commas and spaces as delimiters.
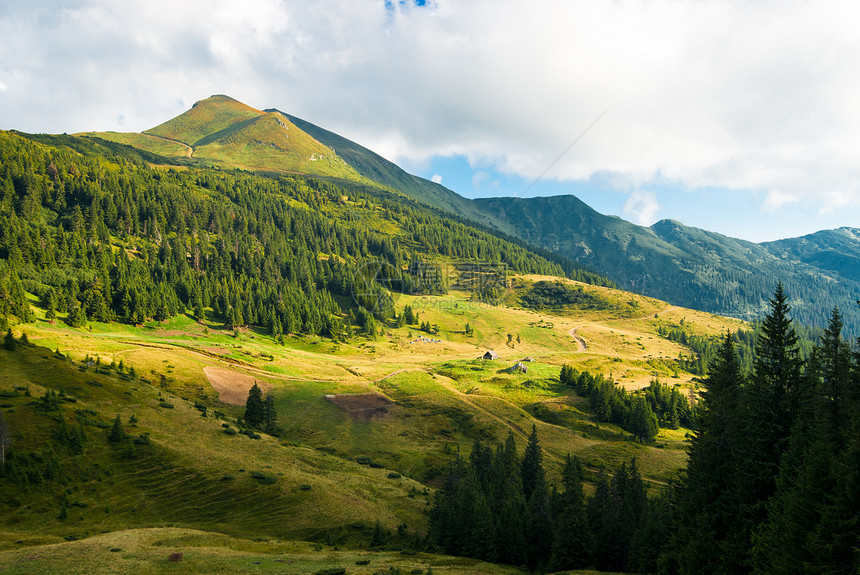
81, 95, 370, 182
0, 527, 626, 575
14, 275, 741, 484
274, 109, 495, 224
0, 274, 742, 572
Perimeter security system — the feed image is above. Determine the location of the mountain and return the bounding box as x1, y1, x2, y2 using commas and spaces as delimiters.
473, 195, 860, 335
762, 227, 860, 283
75, 95, 860, 333
81, 95, 366, 181
268, 108, 493, 224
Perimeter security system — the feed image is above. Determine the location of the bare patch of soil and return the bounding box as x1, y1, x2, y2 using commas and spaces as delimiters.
326, 393, 395, 422
204, 366, 271, 405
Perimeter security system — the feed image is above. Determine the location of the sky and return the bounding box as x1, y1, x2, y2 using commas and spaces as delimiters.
2, 0, 860, 242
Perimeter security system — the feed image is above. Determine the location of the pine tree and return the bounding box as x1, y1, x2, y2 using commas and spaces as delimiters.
753, 308, 858, 574
736, 283, 803, 567
627, 396, 658, 443
520, 424, 545, 501
3, 329, 15, 351
244, 383, 264, 429
107, 414, 127, 442
550, 454, 591, 571
677, 331, 746, 574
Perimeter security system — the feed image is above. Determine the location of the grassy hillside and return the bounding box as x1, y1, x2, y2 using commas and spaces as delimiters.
273, 109, 493, 224
0, 276, 742, 571
474, 195, 860, 335
81, 95, 370, 181
0, 121, 747, 572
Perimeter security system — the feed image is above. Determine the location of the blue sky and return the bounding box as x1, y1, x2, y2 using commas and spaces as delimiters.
1, 0, 859, 242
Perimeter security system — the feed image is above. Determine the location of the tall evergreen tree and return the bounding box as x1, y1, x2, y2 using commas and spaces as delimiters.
735, 283, 803, 566
520, 424, 545, 502
677, 331, 746, 574
550, 454, 591, 571
244, 383, 264, 429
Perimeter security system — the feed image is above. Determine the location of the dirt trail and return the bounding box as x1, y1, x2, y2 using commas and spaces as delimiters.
203, 366, 271, 405
566, 304, 679, 350
568, 325, 588, 351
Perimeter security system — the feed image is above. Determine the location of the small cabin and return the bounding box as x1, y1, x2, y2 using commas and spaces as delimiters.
481, 350, 499, 360
510, 362, 528, 374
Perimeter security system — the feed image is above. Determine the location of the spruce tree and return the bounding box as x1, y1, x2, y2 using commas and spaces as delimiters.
550, 454, 591, 571
677, 331, 746, 574
107, 414, 127, 442
3, 329, 15, 351
736, 283, 803, 566
244, 383, 264, 429
520, 424, 545, 501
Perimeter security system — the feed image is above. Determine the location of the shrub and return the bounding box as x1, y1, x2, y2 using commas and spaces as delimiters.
223, 428, 237, 435
355, 455, 372, 465
300, 484, 312, 491
249, 471, 277, 485
316, 568, 346, 575
158, 401, 174, 409
356, 559, 371, 565
168, 552, 182, 562
387, 472, 402, 479
132, 433, 151, 445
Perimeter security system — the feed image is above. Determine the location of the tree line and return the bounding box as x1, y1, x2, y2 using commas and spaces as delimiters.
428, 425, 672, 573
0, 131, 612, 337
559, 365, 693, 440
432, 285, 860, 573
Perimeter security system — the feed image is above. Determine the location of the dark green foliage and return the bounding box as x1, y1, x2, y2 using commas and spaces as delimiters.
3, 329, 15, 351
561, 364, 690, 436
520, 424, 545, 501
675, 332, 747, 573
627, 396, 659, 443
672, 288, 860, 574
550, 455, 590, 571
107, 414, 127, 443
430, 429, 656, 572
244, 383, 264, 428
474, 196, 860, 337
262, 394, 278, 434
520, 280, 610, 311
249, 471, 277, 485
369, 519, 388, 549
1, 130, 608, 340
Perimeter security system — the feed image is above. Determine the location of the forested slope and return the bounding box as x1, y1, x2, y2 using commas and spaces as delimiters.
0, 130, 609, 337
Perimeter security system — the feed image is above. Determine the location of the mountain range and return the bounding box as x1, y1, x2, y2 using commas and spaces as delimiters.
83, 94, 860, 335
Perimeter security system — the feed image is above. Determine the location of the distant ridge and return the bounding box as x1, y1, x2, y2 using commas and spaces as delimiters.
474, 195, 860, 335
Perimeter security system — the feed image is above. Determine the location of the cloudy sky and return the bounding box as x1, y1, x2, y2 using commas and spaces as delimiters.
2, 0, 859, 242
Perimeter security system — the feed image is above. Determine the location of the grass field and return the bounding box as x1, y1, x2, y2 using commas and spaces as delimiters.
0, 274, 742, 568
0, 527, 630, 575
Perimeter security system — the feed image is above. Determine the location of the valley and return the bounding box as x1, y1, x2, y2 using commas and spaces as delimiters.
1, 95, 857, 573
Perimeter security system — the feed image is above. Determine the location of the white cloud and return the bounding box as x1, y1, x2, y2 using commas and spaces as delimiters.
623, 191, 660, 226
0, 81, 6, 92
762, 190, 799, 214
2, 0, 860, 220
431, 174, 442, 184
